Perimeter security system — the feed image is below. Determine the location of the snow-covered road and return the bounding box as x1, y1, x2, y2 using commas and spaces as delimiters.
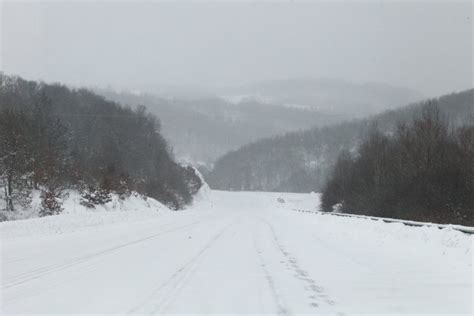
1, 191, 472, 315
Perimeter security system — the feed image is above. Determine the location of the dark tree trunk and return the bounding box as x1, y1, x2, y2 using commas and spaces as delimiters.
6, 173, 14, 211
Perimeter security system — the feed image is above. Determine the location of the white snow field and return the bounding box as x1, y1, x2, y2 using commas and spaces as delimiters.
1, 190, 472, 315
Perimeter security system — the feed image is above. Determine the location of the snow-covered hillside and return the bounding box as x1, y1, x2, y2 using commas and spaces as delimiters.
1, 191, 472, 315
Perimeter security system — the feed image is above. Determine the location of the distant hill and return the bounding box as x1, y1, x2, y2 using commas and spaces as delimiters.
98, 78, 423, 168
97, 90, 348, 167
0, 74, 202, 211
207, 89, 473, 192
221, 78, 424, 117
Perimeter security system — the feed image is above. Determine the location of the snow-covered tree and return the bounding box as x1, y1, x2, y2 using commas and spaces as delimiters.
0, 109, 33, 211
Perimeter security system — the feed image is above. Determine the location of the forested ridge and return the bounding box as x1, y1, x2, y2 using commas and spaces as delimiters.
98, 89, 347, 167
322, 104, 473, 225
98, 78, 422, 167
207, 90, 473, 195
0, 74, 202, 216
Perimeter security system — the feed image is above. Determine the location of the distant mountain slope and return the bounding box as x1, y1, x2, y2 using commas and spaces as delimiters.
98, 90, 348, 167
222, 78, 424, 117
207, 89, 473, 192
99, 78, 423, 167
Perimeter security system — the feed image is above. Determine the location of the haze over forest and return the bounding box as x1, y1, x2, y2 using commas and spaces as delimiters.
3, 1, 471, 168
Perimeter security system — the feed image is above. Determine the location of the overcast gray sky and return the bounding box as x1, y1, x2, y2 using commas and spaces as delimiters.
1, 1, 472, 96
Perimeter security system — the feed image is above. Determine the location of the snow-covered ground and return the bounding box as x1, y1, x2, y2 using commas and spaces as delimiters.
0, 190, 171, 233
1, 190, 472, 315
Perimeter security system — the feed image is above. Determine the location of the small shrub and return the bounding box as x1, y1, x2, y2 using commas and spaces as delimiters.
80, 185, 112, 208
39, 188, 63, 216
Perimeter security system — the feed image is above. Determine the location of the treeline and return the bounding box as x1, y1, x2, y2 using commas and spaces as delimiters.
207, 89, 473, 193
0, 74, 202, 216
321, 103, 473, 225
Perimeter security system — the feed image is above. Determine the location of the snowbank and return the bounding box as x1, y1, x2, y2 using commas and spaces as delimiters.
267, 191, 473, 262
0, 191, 171, 240
190, 168, 212, 204
220, 190, 472, 263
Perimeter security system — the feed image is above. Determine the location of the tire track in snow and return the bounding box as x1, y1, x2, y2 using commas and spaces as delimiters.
252, 231, 289, 316
258, 216, 346, 315
2, 221, 200, 289
126, 220, 235, 315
